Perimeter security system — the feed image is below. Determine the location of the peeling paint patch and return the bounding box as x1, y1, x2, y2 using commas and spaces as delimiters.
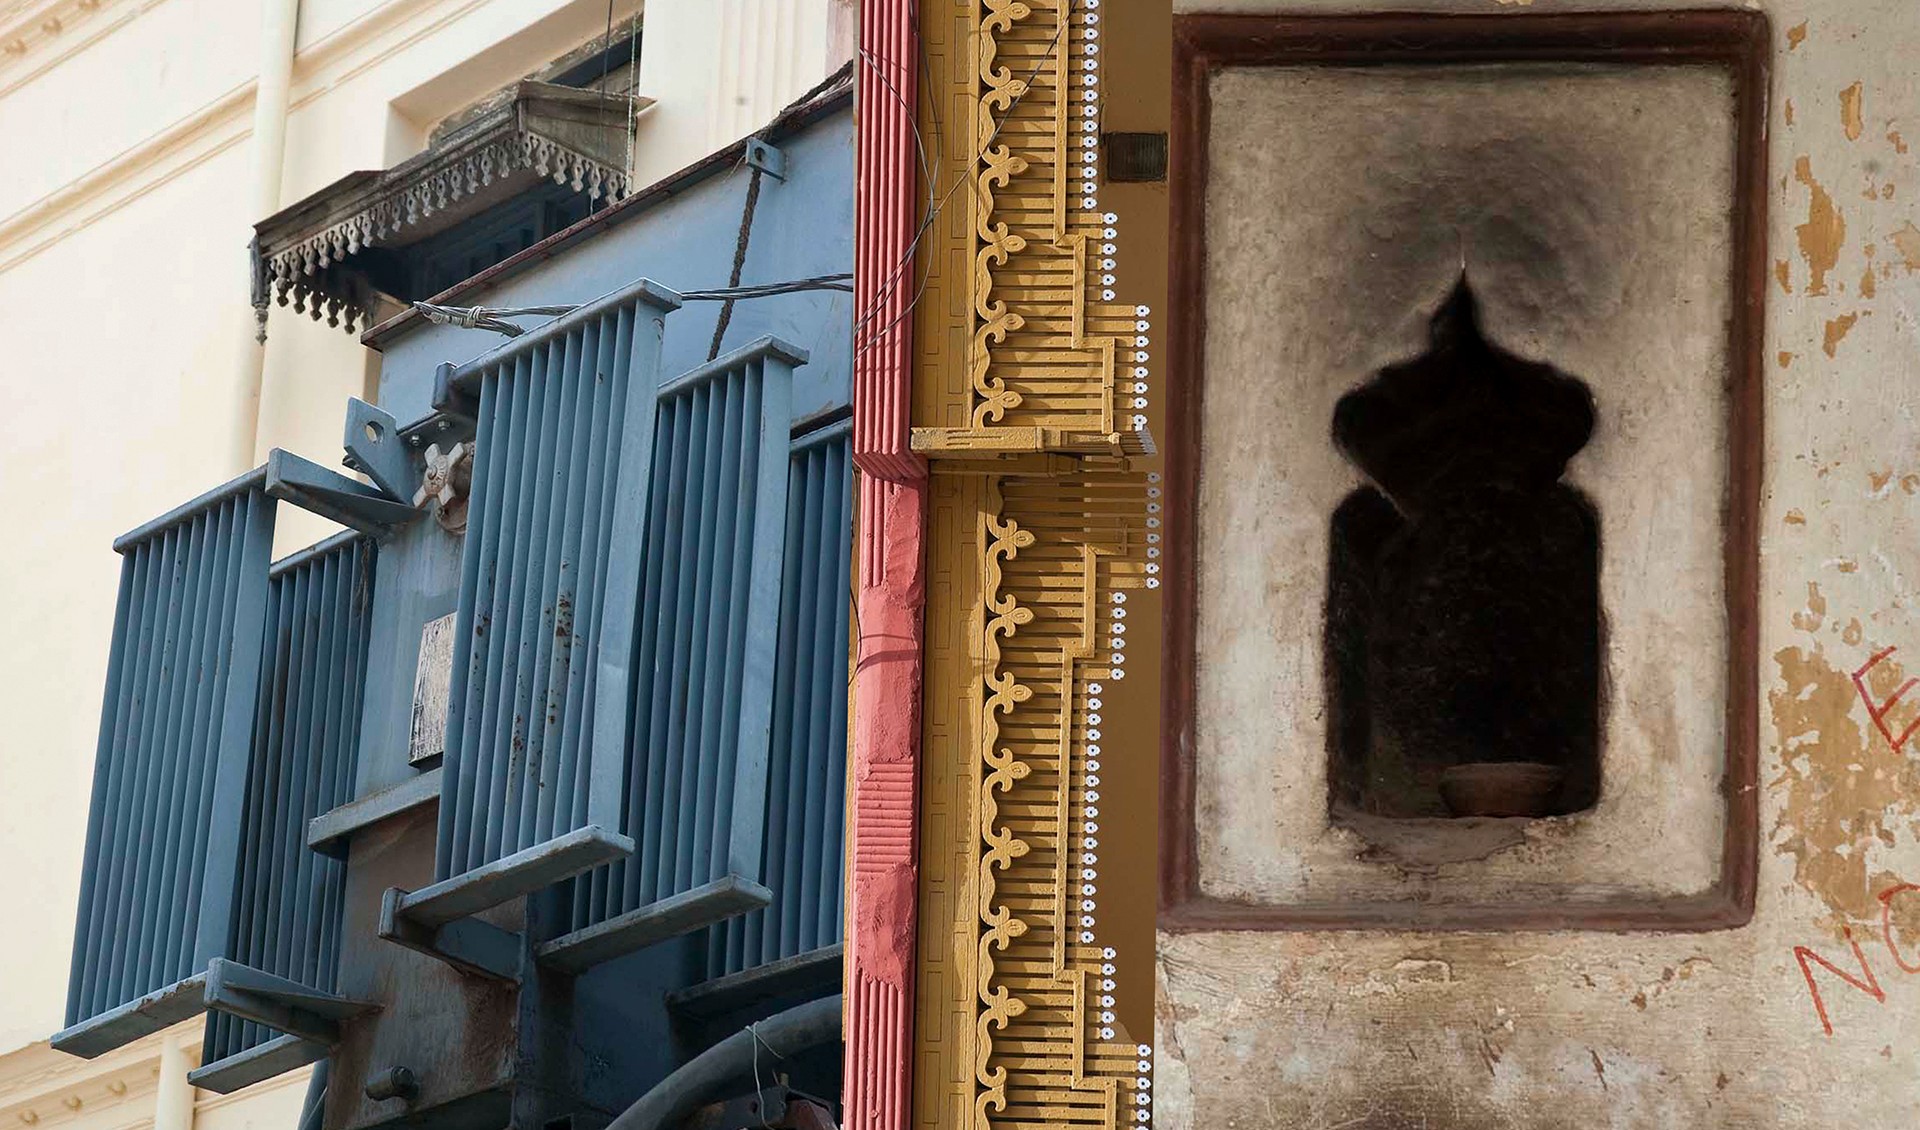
1785, 508, 1807, 525
1771, 645, 1920, 934
1861, 267, 1878, 298
1892, 128, 1910, 154
1891, 221, 1920, 272
1793, 582, 1828, 632
1846, 619, 1866, 646
1778, 350, 1797, 368
1786, 98, 1798, 126
1795, 157, 1846, 295
1843, 83, 1866, 140
1787, 21, 1809, 50
1823, 311, 1864, 357
1775, 258, 1793, 293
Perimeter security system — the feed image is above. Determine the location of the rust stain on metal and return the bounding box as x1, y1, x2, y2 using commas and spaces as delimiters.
1795, 157, 1846, 295
1787, 21, 1808, 50
1823, 312, 1864, 357
1770, 644, 1920, 935
1841, 82, 1865, 140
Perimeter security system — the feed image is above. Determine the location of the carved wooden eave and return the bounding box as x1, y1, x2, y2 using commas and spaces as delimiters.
253, 81, 651, 332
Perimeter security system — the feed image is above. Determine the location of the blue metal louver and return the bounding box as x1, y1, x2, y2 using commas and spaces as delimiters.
539, 338, 803, 971
708, 422, 851, 978
59, 473, 277, 1056
56, 459, 406, 1061
195, 533, 376, 1093
399, 282, 684, 937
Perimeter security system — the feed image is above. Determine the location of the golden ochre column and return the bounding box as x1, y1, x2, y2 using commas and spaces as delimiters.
907, 2, 1167, 1128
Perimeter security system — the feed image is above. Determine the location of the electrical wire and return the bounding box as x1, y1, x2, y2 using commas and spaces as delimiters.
413, 275, 853, 337
412, 301, 580, 337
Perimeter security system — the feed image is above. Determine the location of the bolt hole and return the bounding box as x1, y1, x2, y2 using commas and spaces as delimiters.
363, 420, 384, 443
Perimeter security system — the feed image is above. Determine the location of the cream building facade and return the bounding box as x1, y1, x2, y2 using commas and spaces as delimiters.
0, 0, 850, 1119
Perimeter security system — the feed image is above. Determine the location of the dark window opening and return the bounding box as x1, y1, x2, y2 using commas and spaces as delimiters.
1325, 278, 1602, 820
355, 182, 595, 304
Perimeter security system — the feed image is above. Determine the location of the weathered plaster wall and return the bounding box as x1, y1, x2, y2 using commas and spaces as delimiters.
1196, 63, 1734, 907
1160, 0, 1920, 1125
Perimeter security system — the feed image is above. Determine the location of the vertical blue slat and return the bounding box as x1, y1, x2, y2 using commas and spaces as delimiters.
102, 525, 178, 1008
146, 511, 211, 992
66, 553, 136, 1024
86, 537, 160, 1016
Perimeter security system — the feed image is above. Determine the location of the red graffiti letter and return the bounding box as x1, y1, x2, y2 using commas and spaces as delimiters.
1795, 928, 1886, 1036
1880, 882, 1920, 974
1852, 646, 1920, 753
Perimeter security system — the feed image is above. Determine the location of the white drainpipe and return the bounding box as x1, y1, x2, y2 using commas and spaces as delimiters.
232, 0, 300, 472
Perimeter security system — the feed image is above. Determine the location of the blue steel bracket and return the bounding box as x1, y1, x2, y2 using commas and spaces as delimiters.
201, 959, 378, 1046
431, 362, 478, 424
188, 1034, 328, 1095
50, 974, 210, 1058
745, 138, 787, 181
343, 398, 424, 502
378, 887, 523, 983
266, 448, 421, 538
308, 767, 442, 860
534, 874, 772, 975
395, 825, 634, 928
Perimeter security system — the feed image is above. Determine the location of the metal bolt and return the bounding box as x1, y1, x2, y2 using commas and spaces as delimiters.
364, 1066, 419, 1103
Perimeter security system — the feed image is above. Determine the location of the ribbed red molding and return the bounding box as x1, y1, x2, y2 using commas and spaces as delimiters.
852, 0, 924, 482
844, 475, 926, 1130
846, 6, 928, 1128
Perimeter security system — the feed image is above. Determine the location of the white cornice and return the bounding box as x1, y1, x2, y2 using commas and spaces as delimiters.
0, 0, 507, 276
0, 0, 162, 103
0, 1020, 201, 1130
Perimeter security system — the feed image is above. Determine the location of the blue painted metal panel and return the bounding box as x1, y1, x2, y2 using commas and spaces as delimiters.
63, 472, 277, 1038
568, 339, 801, 935
709, 421, 851, 976
436, 282, 678, 880
205, 534, 376, 1064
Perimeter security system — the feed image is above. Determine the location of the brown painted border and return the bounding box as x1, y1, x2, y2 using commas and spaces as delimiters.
1160, 9, 1770, 933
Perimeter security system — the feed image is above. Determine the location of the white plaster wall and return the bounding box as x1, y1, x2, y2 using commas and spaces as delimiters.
0, 0, 847, 1063
1196, 64, 1733, 906
1161, 0, 1920, 1126
631, 0, 856, 186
